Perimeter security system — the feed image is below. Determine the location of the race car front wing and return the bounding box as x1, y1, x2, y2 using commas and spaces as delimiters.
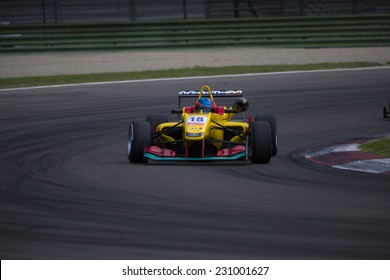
144, 145, 247, 161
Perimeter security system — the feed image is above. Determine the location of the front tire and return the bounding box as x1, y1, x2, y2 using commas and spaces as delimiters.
254, 115, 278, 156
250, 121, 272, 164
127, 121, 151, 163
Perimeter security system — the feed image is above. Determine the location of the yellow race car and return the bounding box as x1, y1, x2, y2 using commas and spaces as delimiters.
127, 85, 277, 163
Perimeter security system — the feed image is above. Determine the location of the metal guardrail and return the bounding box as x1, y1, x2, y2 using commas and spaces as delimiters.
0, 0, 389, 24
0, 14, 389, 52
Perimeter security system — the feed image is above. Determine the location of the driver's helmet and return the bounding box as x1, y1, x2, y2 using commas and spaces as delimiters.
195, 98, 214, 112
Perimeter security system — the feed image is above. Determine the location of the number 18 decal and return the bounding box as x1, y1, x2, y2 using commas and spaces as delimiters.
187, 116, 206, 125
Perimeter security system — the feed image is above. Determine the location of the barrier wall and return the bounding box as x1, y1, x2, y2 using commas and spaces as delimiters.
1, 0, 389, 24
0, 14, 389, 52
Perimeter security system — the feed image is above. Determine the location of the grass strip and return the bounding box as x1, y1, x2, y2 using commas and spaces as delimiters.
0, 62, 384, 89
360, 138, 390, 158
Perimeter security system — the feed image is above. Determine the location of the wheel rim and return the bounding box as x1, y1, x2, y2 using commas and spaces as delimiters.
275, 132, 278, 148
127, 123, 134, 156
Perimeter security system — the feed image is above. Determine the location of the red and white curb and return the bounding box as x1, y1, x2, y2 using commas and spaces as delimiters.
305, 138, 390, 175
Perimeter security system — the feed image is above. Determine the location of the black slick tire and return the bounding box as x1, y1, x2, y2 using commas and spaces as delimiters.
250, 121, 272, 164
127, 121, 151, 163
254, 115, 278, 156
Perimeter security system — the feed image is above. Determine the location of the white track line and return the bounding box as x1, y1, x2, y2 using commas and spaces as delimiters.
1, 66, 390, 92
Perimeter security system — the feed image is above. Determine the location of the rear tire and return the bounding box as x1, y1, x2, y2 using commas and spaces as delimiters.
250, 121, 272, 164
146, 115, 168, 144
127, 121, 151, 163
254, 115, 278, 156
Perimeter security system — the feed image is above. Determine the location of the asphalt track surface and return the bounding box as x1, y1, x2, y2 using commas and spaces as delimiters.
1, 68, 389, 260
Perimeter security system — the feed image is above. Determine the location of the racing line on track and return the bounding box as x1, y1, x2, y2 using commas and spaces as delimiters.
1, 67, 390, 259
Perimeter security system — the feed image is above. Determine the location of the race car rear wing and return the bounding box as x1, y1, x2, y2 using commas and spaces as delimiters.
177, 89, 244, 108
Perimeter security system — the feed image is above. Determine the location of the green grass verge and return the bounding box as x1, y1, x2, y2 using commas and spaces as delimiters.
360, 138, 390, 158
0, 62, 384, 89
